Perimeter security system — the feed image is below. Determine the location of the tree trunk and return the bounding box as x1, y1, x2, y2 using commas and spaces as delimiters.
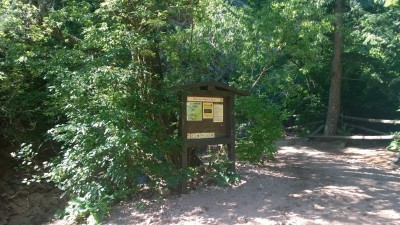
324, 0, 344, 135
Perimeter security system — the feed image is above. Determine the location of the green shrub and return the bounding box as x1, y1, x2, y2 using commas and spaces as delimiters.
209, 157, 239, 186
236, 96, 285, 164
205, 146, 240, 186
39, 65, 184, 223
387, 132, 400, 152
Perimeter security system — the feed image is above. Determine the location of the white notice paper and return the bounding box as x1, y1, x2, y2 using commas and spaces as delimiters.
213, 103, 223, 122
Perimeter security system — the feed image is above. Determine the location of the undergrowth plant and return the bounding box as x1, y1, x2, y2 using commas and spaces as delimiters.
206, 145, 239, 186
387, 132, 400, 152
12, 68, 185, 223
209, 157, 239, 186
43, 67, 184, 222
236, 96, 285, 164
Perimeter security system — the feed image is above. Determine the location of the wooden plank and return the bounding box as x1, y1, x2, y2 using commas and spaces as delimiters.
286, 121, 323, 130
342, 116, 400, 125
311, 124, 324, 136
171, 81, 250, 96
344, 123, 388, 135
227, 96, 236, 172
285, 125, 299, 130
309, 135, 399, 140
179, 92, 188, 194
308, 120, 324, 125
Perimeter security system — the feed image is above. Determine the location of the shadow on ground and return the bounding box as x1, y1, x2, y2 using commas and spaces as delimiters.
106, 139, 400, 225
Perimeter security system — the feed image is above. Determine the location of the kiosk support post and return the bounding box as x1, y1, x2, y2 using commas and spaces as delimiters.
172, 81, 249, 193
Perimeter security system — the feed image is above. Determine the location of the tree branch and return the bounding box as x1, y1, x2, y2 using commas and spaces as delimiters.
52, 28, 80, 45
251, 66, 273, 89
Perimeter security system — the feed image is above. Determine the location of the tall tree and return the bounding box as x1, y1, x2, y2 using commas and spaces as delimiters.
324, 0, 344, 135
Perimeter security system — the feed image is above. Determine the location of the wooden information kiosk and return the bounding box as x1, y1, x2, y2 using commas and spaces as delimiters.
174, 81, 249, 192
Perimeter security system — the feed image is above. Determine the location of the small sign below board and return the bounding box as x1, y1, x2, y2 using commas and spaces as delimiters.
187, 132, 215, 139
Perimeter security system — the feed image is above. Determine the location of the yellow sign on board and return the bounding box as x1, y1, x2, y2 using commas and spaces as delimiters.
203, 102, 213, 119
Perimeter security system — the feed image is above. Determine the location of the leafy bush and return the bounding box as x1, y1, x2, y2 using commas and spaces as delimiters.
42, 66, 184, 223
205, 146, 240, 186
209, 157, 239, 186
236, 96, 285, 164
0, 1, 51, 153
387, 132, 400, 152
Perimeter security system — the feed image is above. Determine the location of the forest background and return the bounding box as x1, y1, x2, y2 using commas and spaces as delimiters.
1, 0, 399, 223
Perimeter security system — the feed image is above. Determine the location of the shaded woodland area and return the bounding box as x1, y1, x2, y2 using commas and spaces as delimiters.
1, 0, 399, 223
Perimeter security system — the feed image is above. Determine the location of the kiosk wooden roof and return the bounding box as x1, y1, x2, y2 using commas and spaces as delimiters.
172, 81, 250, 96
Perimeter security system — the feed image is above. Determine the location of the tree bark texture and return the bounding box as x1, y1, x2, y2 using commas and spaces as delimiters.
324, 0, 344, 135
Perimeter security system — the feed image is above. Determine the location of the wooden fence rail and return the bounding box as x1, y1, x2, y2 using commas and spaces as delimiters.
309, 135, 400, 140
342, 116, 400, 125
308, 115, 400, 140
344, 122, 388, 135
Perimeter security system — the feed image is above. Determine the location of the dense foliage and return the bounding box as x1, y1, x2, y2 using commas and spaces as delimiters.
1, 0, 399, 223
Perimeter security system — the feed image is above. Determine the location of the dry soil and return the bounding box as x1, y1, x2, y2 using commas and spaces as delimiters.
2, 138, 400, 225
103, 138, 400, 225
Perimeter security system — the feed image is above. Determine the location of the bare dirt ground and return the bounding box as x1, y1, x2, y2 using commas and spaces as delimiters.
104, 138, 400, 225
2, 138, 400, 225
0, 155, 66, 225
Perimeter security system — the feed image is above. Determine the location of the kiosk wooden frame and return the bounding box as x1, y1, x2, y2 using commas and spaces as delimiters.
174, 81, 249, 192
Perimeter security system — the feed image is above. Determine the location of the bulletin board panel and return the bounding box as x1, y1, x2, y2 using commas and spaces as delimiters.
184, 96, 230, 140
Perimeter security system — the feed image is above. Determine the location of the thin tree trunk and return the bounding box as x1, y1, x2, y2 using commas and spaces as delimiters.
324, 0, 344, 135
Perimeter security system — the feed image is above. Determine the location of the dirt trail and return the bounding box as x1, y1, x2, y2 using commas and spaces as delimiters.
2, 138, 399, 225
105, 139, 400, 225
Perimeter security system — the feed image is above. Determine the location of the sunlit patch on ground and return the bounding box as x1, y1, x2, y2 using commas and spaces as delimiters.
62, 139, 400, 225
